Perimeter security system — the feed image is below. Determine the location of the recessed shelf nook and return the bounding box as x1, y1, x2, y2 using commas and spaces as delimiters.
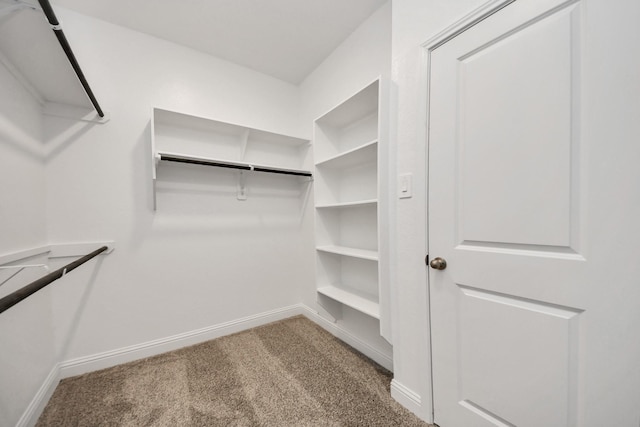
313, 77, 391, 342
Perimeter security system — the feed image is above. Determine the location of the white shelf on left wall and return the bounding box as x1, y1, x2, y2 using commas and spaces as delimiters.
150, 107, 312, 210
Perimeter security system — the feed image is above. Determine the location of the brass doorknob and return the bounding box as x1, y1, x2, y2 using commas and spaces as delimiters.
429, 257, 447, 270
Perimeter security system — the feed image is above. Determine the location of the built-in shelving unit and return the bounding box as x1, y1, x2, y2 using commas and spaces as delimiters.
313, 78, 391, 342
151, 108, 312, 209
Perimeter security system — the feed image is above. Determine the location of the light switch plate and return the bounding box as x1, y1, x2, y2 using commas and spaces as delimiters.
398, 173, 413, 199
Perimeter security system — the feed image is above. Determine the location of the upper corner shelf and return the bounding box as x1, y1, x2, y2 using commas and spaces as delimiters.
153, 108, 309, 147
0, 0, 105, 120
315, 81, 379, 129
152, 108, 311, 173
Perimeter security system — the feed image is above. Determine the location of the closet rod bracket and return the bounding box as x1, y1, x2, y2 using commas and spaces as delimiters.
237, 170, 247, 201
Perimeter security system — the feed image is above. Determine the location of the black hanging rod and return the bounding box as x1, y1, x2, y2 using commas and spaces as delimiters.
0, 246, 108, 315
37, 0, 105, 118
159, 153, 313, 177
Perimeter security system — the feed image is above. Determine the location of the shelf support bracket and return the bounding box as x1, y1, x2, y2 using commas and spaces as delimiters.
0, 264, 49, 288
237, 170, 247, 201
239, 129, 250, 161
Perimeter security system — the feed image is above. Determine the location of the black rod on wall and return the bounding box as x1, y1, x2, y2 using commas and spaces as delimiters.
159, 154, 314, 177
0, 246, 108, 315
37, 0, 105, 118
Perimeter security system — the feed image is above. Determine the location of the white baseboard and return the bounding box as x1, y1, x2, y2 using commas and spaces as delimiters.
391, 379, 424, 419
298, 305, 394, 371
18, 307, 303, 426
16, 364, 60, 427
59, 304, 395, 379
59, 305, 303, 378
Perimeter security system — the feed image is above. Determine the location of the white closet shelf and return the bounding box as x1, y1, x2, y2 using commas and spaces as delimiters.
315, 199, 377, 209
317, 285, 380, 319
316, 245, 378, 261
0, 1, 106, 121
156, 151, 313, 177
151, 108, 312, 210
315, 80, 380, 128
315, 140, 377, 169
154, 108, 310, 147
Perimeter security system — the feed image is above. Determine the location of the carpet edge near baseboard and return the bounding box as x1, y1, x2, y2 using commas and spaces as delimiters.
19, 303, 401, 427
59, 305, 305, 379
298, 304, 394, 371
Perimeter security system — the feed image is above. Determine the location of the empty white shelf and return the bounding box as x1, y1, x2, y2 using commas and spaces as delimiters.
316, 245, 378, 261
154, 108, 310, 148
315, 199, 377, 209
315, 140, 377, 169
317, 285, 380, 319
315, 81, 379, 129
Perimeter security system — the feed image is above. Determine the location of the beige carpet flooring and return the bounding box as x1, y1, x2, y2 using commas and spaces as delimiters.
37, 315, 430, 426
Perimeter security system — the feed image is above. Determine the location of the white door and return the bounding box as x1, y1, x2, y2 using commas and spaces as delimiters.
428, 0, 640, 425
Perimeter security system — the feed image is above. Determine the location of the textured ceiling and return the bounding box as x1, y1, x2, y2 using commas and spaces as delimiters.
50, 0, 387, 84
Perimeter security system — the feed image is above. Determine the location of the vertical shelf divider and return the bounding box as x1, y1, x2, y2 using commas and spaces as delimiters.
239, 128, 250, 161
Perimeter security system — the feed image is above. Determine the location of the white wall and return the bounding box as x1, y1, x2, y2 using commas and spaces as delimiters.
40, 0, 398, 380
299, 2, 393, 363
0, 1, 482, 424
0, 61, 47, 253
392, 0, 491, 60
300, 2, 391, 134
42, 8, 312, 362
390, 0, 489, 421
0, 58, 56, 427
